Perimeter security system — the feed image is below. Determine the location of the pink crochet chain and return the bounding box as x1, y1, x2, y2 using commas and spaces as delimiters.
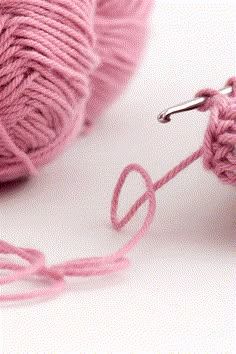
0, 76, 235, 302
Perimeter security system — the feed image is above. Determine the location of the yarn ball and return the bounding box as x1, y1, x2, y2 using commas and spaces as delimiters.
0, 0, 154, 183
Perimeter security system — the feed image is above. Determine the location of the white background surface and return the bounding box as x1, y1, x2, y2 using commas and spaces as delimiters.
1, 1, 236, 352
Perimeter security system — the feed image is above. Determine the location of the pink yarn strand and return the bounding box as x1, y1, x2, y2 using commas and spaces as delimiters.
0, 146, 203, 301
111, 147, 203, 232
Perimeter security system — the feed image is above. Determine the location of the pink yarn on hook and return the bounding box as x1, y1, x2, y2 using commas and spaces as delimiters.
0, 77, 235, 302
196, 77, 236, 184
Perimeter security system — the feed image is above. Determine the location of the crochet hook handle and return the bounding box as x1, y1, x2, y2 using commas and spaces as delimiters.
157, 84, 233, 123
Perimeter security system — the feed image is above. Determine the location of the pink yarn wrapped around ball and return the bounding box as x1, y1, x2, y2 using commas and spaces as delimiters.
0, 0, 154, 183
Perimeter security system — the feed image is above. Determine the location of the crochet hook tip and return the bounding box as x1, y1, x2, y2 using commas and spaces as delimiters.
157, 84, 233, 124
157, 111, 171, 123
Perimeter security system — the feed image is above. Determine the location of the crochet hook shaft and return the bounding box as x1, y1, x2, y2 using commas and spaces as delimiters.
157, 85, 233, 123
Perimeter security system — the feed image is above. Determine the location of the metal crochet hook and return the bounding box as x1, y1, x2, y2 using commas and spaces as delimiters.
157, 85, 233, 123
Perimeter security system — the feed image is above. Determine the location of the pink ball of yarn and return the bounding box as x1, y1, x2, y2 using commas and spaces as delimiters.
0, 0, 154, 183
